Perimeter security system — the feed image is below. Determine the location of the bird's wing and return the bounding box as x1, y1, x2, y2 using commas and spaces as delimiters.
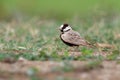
62, 31, 89, 46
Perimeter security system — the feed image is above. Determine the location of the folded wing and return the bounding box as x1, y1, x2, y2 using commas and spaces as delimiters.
61, 30, 89, 46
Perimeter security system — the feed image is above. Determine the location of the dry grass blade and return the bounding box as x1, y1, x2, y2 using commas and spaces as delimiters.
96, 43, 114, 49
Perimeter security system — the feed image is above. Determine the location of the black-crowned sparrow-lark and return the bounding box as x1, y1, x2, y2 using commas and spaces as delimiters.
59, 24, 93, 48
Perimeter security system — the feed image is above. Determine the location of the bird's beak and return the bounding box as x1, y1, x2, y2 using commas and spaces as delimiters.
58, 27, 62, 32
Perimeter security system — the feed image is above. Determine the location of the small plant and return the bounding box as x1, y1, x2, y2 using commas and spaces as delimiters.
83, 60, 103, 71
27, 67, 41, 80
107, 50, 120, 60
51, 61, 74, 72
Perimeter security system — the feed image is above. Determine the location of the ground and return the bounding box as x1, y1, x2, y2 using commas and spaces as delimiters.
0, 61, 120, 80
0, 18, 120, 80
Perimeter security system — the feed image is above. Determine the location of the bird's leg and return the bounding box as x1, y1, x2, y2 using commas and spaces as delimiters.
74, 46, 80, 52
68, 47, 74, 52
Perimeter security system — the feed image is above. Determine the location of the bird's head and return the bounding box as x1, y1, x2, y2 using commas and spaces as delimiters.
59, 24, 72, 33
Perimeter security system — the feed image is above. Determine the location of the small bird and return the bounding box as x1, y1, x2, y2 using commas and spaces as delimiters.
59, 24, 92, 48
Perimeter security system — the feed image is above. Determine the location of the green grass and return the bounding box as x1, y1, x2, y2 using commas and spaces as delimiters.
0, 17, 119, 62
1, 0, 120, 20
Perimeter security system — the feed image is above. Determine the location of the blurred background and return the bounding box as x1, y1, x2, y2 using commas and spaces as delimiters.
0, 1, 120, 80
0, 0, 120, 21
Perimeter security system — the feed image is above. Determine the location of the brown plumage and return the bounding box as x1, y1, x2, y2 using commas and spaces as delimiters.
59, 24, 92, 47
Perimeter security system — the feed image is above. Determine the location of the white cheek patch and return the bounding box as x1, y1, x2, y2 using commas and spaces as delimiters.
63, 26, 71, 32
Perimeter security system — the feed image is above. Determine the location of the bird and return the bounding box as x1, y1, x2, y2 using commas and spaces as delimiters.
59, 23, 93, 48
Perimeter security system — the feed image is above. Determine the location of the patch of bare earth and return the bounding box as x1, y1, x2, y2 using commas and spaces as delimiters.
0, 60, 120, 80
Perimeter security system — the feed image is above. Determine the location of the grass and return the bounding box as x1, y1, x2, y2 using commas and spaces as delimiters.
0, 16, 120, 62
0, 17, 120, 80
1, 0, 120, 20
